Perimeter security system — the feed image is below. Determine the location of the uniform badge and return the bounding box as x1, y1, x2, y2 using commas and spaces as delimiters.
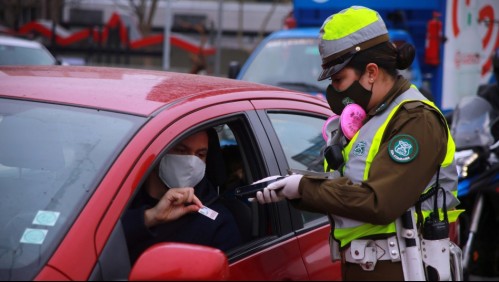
353, 141, 367, 157
388, 134, 418, 163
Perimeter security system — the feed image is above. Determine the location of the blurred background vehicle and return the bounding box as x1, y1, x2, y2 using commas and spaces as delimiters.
0, 35, 59, 65
228, 27, 426, 100
228, 27, 329, 99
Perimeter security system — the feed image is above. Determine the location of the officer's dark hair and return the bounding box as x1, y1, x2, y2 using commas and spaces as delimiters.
348, 41, 416, 78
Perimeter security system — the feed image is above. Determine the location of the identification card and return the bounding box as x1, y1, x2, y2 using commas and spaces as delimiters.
198, 206, 219, 220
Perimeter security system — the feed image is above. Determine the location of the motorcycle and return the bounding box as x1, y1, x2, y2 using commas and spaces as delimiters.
451, 95, 499, 280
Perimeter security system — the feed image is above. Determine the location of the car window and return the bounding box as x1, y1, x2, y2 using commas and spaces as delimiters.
267, 112, 327, 224
0, 44, 57, 65
120, 117, 281, 267
268, 113, 325, 172
0, 98, 144, 281
216, 123, 265, 244
213, 120, 298, 255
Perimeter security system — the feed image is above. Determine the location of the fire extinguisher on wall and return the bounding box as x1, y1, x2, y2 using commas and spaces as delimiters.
283, 10, 297, 30
425, 11, 443, 66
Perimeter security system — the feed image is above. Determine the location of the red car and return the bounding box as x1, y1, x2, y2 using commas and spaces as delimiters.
0, 66, 341, 280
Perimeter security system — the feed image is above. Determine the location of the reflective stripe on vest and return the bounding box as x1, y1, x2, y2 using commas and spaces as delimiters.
331, 87, 460, 247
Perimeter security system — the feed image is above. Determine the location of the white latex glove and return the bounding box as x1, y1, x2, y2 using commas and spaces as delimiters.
256, 174, 303, 204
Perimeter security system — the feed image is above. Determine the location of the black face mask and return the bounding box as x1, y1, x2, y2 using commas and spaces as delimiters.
326, 80, 373, 115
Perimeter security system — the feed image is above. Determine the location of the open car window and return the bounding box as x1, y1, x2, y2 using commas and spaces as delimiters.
120, 114, 288, 267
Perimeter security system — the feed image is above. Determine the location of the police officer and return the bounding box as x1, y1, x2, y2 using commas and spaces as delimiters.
255, 6, 461, 281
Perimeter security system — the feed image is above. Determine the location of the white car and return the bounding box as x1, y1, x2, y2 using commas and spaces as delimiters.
0, 35, 58, 65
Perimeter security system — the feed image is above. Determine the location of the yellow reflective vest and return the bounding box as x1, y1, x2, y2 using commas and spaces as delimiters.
327, 87, 461, 247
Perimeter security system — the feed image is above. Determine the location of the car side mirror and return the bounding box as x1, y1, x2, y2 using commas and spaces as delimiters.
129, 242, 229, 281
227, 61, 241, 79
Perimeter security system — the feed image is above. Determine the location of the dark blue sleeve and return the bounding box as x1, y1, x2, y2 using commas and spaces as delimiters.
210, 204, 243, 252
122, 206, 156, 251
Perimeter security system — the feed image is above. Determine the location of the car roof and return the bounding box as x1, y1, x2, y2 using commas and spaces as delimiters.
268, 27, 413, 41
0, 35, 45, 49
0, 65, 321, 116
268, 27, 320, 40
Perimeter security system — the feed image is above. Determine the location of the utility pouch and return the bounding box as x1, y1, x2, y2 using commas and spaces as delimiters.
421, 237, 451, 281
419, 170, 457, 281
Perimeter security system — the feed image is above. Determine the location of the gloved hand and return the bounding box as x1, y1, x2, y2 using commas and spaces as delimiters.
247, 175, 284, 203
256, 174, 303, 204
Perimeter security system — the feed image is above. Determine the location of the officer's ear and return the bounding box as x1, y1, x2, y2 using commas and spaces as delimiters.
365, 63, 378, 83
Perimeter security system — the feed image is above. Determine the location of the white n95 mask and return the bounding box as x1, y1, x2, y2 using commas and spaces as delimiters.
159, 154, 206, 188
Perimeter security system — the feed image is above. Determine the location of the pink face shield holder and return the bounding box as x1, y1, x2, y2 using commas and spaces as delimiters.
322, 114, 340, 142
340, 104, 366, 139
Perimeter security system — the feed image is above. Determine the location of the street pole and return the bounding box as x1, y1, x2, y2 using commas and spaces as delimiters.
163, 0, 172, 71
214, 0, 223, 76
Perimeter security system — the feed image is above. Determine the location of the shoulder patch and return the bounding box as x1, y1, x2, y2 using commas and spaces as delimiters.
388, 134, 419, 163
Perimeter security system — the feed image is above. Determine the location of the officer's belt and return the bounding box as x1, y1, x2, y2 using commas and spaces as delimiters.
342, 236, 401, 271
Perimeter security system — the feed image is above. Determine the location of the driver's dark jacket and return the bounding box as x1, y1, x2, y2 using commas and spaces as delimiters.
122, 177, 242, 264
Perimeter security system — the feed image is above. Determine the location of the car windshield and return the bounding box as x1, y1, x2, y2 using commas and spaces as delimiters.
0, 98, 145, 280
240, 38, 330, 95
0, 44, 56, 65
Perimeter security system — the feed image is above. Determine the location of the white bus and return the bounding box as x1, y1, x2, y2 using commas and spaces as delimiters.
63, 0, 292, 34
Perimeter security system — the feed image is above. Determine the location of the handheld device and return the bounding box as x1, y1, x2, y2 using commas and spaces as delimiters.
234, 177, 285, 199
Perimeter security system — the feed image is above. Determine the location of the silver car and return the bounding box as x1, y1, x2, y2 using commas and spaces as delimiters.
0, 35, 57, 65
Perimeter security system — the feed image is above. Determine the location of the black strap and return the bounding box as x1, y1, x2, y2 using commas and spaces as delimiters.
415, 165, 448, 227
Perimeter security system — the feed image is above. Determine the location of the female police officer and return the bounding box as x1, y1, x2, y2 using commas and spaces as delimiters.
255, 6, 461, 281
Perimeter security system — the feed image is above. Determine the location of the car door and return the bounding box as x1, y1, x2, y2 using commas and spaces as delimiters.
92, 98, 312, 280
251, 98, 342, 280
